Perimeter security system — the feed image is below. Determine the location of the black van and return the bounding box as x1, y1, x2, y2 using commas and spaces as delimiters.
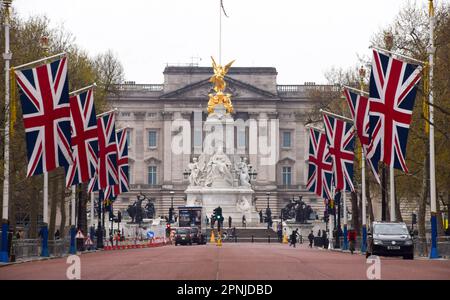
366, 222, 414, 260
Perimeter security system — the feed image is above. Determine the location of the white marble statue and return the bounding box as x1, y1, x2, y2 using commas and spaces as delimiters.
187, 157, 202, 186
236, 195, 252, 222
237, 157, 251, 187
204, 146, 234, 187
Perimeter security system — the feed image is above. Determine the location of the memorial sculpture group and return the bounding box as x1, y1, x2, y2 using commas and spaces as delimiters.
184, 57, 259, 224
280, 197, 314, 224
126, 193, 155, 224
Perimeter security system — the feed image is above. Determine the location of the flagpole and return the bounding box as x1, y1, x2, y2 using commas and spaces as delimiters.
320, 109, 354, 123
96, 108, 118, 118
69, 186, 77, 254
370, 46, 425, 65
0, 0, 12, 263
343, 191, 348, 250
359, 66, 367, 253
41, 172, 49, 257
13, 52, 66, 71
342, 85, 369, 96
90, 193, 95, 228
390, 166, 396, 221
219, 0, 222, 65
69, 83, 97, 96
328, 186, 335, 250
428, 0, 438, 259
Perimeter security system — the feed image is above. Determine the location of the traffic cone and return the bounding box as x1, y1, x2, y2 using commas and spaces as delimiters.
210, 231, 215, 243
282, 233, 289, 244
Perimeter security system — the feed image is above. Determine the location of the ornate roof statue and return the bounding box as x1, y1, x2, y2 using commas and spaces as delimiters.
207, 56, 235, 115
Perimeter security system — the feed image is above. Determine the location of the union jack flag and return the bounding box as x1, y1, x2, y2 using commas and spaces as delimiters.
88, 174, 99, 193
306, 128, 333, 200
367, 50, 422, 173
115, 128, 130, 194
343, 89, 380, 184
65, 89, 98, 187
15, 57, 73, 176
101, 128, 130, 199
323, 114, 355, 192
97, 112, 118, 189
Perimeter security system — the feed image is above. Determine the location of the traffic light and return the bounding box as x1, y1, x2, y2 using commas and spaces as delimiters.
412, 213, 417, 224
117, 211, 122, 223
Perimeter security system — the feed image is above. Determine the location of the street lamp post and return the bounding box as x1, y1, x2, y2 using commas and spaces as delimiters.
359, 65, 368, 253
169, 191, 175, 224
40, 34, 50, 258
1, 0, 12, 263
266, 192, 271, 230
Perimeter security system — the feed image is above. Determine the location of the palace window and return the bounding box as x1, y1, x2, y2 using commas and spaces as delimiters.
237, 127, 246, 148
194, 126, 202, 147
148, 166, 157, 185
282, 131, 292, 148
126, 130, 131, 148
282, 166, 292, 186
148, 130, 157, 148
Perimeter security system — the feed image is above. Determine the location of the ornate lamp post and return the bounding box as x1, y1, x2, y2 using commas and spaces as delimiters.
169, 191, 175, 224
266, 192, 272, 230
359, 65, 368, 253
1, 0, 12, 263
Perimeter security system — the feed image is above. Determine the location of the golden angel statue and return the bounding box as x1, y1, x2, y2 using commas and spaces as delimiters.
207, 57, 235, 115
209, 57, 235, 93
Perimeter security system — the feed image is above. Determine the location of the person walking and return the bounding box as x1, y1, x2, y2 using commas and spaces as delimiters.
289, 229, 300, 248
322, 230, 328, 248
242, 215, 246, 228
228, 216, 232, 228
348, 229, 356, 254
308, 230, 314, 248
259, 210, 263, 223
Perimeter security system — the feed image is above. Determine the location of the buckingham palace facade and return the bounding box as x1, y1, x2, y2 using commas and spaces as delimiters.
107, 65, 338, 219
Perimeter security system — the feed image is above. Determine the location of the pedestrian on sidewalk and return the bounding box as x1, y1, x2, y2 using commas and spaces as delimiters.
228, 216, 232, 228
348, 229, 356, 254
322, 230, 328, 248
308, 230, 314, 248
259, 210, 263, 223
289, 229, 300, 248
242, 215, 246, 228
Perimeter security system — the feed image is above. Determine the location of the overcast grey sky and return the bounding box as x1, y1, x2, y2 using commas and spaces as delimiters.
14, 0, 426, 84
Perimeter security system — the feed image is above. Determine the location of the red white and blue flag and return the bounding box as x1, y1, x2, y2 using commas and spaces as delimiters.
88, 175, 99, 193
97, 111, 118, 189
323, 114, 355, 192
65, 89, 98, 187
15, 57, 73, 176
115, 128, 130, 194
343, 89, 380, 184
306, 128, 333, 200
102, 128, 130, 199
366, 50, 422, 173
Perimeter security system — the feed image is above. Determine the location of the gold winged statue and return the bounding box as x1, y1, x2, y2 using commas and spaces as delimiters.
207, 57, 235, 115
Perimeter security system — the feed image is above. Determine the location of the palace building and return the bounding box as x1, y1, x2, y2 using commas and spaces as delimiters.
107, 65, 340, 219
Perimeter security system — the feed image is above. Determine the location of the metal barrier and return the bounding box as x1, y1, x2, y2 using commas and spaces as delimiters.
48, 239, 70, 257
12, 238, 74, 261
12, 239, 40, 260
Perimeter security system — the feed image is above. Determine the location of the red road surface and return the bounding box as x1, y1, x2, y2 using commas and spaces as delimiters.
0, 243, 449, 280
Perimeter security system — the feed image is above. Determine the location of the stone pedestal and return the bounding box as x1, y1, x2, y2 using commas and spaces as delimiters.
185, 186, 260, 226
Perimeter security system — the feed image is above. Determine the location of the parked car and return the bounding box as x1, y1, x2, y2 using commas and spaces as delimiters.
366, 222, 414, 260
174, 227, 192, 246
190, 227, 206, 245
